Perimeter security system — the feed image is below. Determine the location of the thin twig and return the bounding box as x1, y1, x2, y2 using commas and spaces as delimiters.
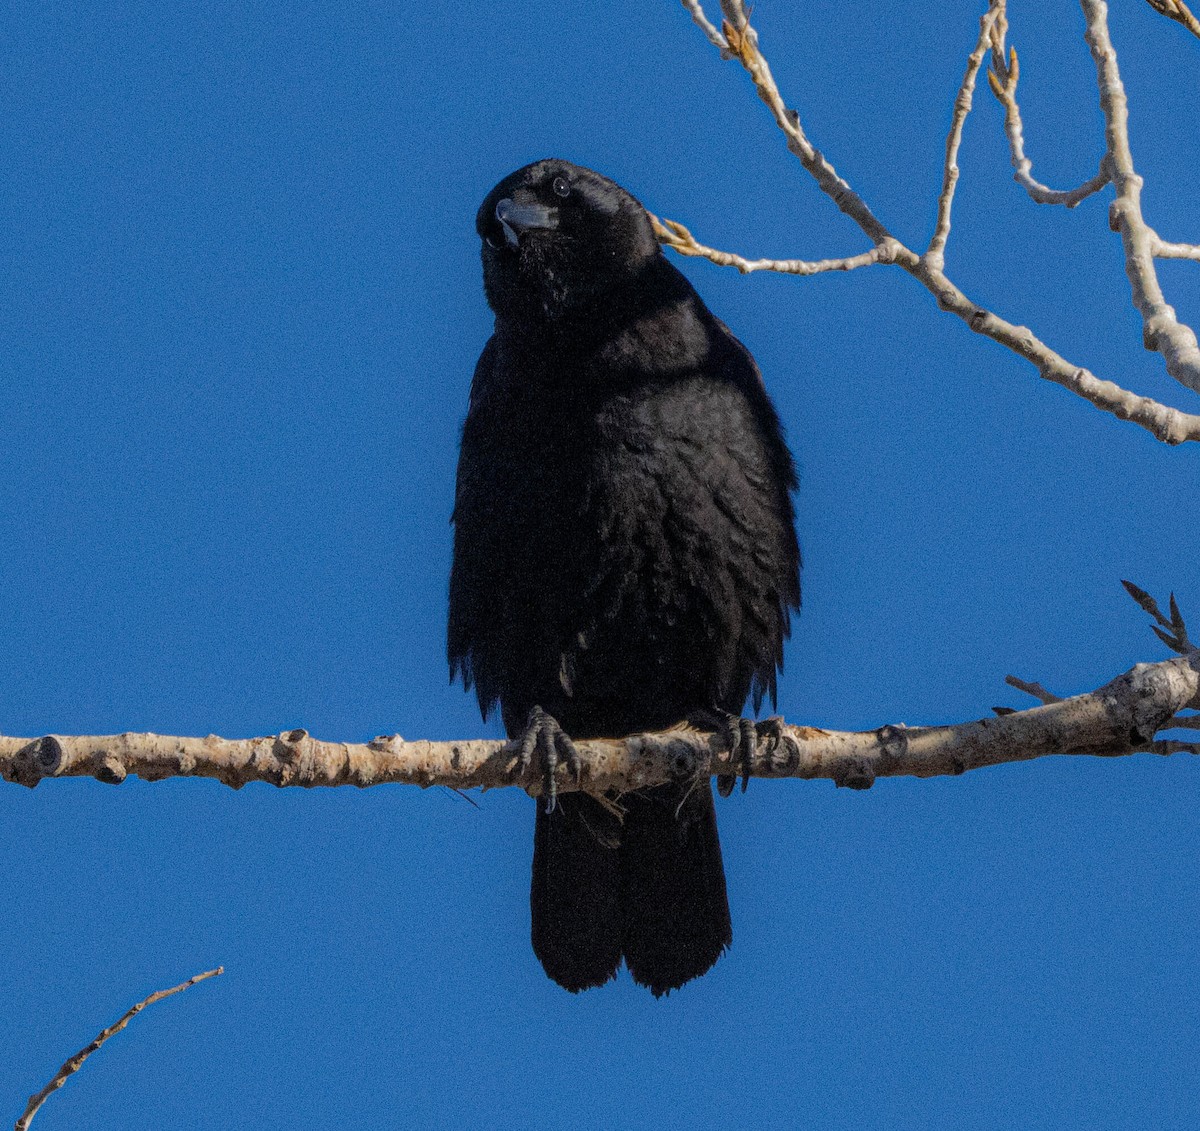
1122, 579, 1194, 654
1005, 675, 1063, 704
987, 6, 1112, 207
926, 2, 1005, 268
680, 0, 730, 52
1155, 239, 1200, 261
1144, 0, 1200, 38
651, 215, 903, 275
16, 968, 223, 1131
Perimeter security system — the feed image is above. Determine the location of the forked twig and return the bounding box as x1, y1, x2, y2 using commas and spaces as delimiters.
986, 6, 1112, 207
1122, 580, 1195, 655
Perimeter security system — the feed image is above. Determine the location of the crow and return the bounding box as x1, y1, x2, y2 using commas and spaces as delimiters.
449, 159, 800, 996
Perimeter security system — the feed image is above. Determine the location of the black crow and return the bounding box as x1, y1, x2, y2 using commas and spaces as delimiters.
449, 159, 800, 996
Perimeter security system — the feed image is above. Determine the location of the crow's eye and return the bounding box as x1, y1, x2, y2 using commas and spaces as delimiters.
552, 176, 571, 198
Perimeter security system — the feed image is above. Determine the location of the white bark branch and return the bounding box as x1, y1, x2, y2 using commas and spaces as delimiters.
987, 7, 1112, 207
1144, 0, 1200, 39
2, 654, 1196, 797
681, 0, 729, 52
1083, 0, 1200, 396
16, 968, 223, 1131
1154, 238, 1200, 262
651, 215, 901, 276
926, 3, 1003, 269
663, 0, 1200, 444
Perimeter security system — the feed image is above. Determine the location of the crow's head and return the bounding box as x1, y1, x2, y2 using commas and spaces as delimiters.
477, 159, 661, 325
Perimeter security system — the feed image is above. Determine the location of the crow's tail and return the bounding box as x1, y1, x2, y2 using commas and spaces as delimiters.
620, 781, 731, 996
531, 781, 731, 996
531, 793, 623, 992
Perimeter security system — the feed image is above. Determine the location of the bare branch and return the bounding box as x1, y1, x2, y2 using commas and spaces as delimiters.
1123, 579, 1195, 654
702, 2, 893, 245
927, 2, 1004, 268
666, 1, 1200, 444
679, 0, 730, 53
16, 968, 223, 1131
1155, 238, 1200, 262
651, 215, 902, 275
1084, 0, 1200, 395
918, 275, 1200, 444
1144, 739, 1200, 756
2, 654, 1197, 797
1144, 0, 1200, 38
987, 12, 1111, 207
1005, 675, 1063, 704
1163, 713, 1200, 730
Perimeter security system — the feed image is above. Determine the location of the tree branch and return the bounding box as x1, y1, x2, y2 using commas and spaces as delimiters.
1005, 675, 1063, 704
986, 9, 1112, 207
2, 653, 1196, 797
16, 968, 223, 1131
1154, 239, 1200, 262
1144, 0, 1200, 39
650, 215, 901, 276
662, 0, 1200, 444
1084, 0, 1200, 396
926, 1, 1004, 269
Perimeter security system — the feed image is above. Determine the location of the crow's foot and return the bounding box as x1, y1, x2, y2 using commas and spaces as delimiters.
512, 706, 581, 814
755, 716, 800, 771
689, 709, 759, 796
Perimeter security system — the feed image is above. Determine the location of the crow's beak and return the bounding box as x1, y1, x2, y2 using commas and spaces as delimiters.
495, 198, 557, 248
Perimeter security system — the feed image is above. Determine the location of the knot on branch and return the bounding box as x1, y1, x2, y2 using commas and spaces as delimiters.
1126, 661, 1187, 744
1142, 306, 1182, 353
666, 738, 700, 780
1108, 198, 1130, 233
832, 756, 875, 791
93, 754, 127, 785
876, 724, 909, 770
271, 728, 324, 786
874, 238, 903, 265
5, 735, 64, 788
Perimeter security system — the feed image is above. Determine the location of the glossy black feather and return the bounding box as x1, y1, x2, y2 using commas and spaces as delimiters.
449, 159, 800, 995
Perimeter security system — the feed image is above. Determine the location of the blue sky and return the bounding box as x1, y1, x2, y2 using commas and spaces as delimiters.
1, 1, 1199, 1128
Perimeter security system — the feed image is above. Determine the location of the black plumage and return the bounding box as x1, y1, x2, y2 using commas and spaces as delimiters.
449, 159, 800, 996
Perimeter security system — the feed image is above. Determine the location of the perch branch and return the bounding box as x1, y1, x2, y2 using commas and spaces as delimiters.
662, 0, 1200, 444
16, 968, 223, 1131
2, 656, 1196, 797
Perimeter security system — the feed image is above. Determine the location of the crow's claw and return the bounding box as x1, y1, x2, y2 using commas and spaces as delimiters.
689, 709, 758, 796
513, 706, 580, 814
755, 716, 798, 770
